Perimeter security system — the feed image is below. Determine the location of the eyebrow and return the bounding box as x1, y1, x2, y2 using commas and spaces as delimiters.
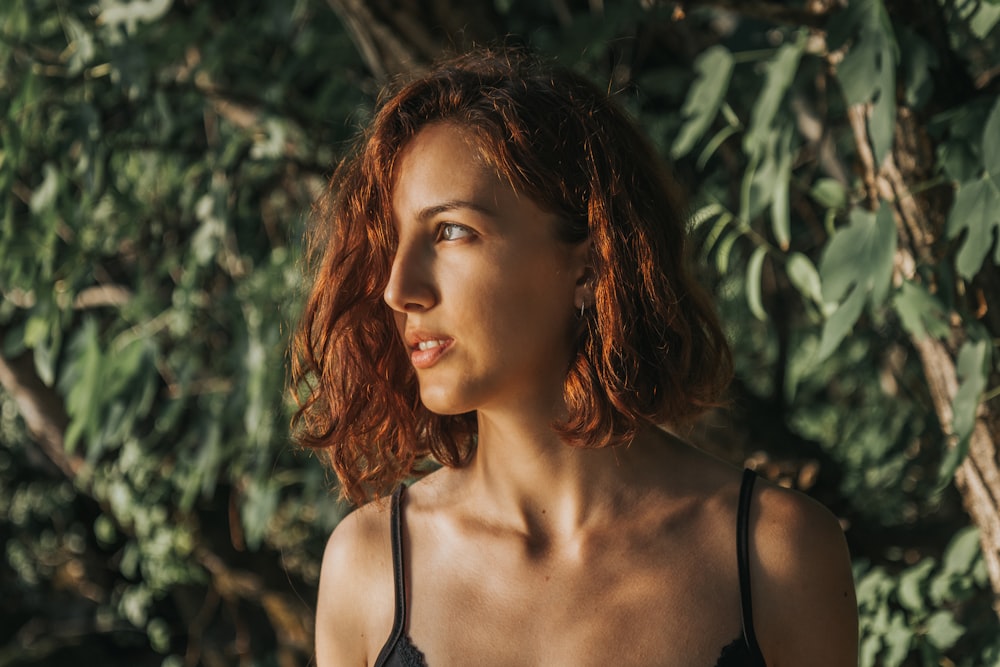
416, 199, 496, 222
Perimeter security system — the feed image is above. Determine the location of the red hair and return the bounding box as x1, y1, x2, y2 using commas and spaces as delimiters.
290, 47, 732, 505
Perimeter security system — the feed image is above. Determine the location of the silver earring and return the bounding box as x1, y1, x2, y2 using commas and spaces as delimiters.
579, 302, 586, 317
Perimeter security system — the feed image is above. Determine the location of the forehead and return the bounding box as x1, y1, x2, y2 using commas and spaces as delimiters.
394, 122, 495, 176
390, 123, 508, 210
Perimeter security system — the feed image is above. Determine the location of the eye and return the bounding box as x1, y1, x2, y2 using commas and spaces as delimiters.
437, 222, 473, 242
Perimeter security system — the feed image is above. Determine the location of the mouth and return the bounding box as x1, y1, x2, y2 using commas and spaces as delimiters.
415, 339, 448, 351
405, 334, 453, 369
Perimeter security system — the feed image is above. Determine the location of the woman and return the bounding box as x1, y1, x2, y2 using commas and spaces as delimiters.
292, 47, 857, 667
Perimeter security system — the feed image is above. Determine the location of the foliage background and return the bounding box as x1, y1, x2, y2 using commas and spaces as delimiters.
2, 0, 999, 665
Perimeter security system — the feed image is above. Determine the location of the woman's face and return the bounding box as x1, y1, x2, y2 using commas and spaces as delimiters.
384, 122, 590, 417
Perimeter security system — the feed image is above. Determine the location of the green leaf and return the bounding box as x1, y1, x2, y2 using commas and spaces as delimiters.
744, 35, 804, 162
786, 252, 823, 305
816, 282, 867, 362
739, 147, 757, 226
982, 97, 1000, 179
24, 302, 57, 382
859, 634, 881, 667
32, 335, 57, 387
94, 514, 118, 546
882, 612, 913, 667
696, 124, 739, 169
192, 193, 226, 266
701, 211, 734, 255
933, 102, 995, 182
687, 203, 726, 232
938, 340, 988, 486
898, 27, 939, 109
180, 419, 223, 511
715, 230, 738, 274
119, 584, 153, 628
820, 203, 896, 307
671, 46, 735, 159
97, 0, 172, 35
924, 611, 965, 651
745, 137, 778, 220
897, 558, 935, 614
855, 565, 892, 610
832, 0, 897, 164
941, 526, 982, 578
937, 444, 967, 494
770, 125, 794, 251
892, 281, 951, 341
783, 334, 818, 404
746, 246, 768, 321
60, 318, 105, 454
970, 1, 1000, 39
948, 98, 1000, 279
869, 79, 896, 166
947, 176, 1000, 278
952, 339, 988, 445
836, 35, 878, 105
29, 163, 60, 214
2, 320, 27, 357
62, 15, 97, 76
937, 138, 982, 184
147, 617, 171, 653
810, 178, 847, 209
815, 202, 897, 360
240, 476, 280, 551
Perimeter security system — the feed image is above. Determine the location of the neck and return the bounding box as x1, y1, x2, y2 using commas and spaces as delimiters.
466, 407, 666, 537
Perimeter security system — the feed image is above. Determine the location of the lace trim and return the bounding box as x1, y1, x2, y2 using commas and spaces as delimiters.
390, 633, 751, 667
715, 635, 758, 666
395, 633, 428, 667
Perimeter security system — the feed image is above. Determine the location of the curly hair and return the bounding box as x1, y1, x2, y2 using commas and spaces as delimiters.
290, 47, 732, 505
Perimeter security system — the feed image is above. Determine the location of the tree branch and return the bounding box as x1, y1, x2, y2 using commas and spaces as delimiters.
325, 0, 501, 80
196, 548, 313, 654
0, 343, 84, 480
848, 96, 1000, 617
0, 331, 316, 658
72, 285, 133, 310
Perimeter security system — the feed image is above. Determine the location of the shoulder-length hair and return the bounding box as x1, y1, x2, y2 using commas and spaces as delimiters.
290, 47, 732, 505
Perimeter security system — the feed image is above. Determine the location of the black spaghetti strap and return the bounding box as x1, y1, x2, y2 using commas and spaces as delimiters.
737, 468, 767, 666
373, 484, 407, 667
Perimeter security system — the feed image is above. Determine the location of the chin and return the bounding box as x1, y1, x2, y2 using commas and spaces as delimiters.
418, 387, 473, 416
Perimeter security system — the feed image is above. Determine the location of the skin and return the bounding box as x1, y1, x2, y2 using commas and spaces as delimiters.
315, 123, 859, 667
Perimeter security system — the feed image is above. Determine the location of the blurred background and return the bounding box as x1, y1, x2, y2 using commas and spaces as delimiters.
2, 0, 1000, 665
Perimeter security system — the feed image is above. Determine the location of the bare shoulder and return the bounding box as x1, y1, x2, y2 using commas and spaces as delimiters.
315, 496, 395, 667
749, 477, 858, 667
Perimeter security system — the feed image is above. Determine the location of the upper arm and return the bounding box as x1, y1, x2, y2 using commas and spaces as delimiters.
751, 484, 858, 667
315, 506, 393, 667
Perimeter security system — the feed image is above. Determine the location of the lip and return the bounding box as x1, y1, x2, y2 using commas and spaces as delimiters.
404, 331, 454, 369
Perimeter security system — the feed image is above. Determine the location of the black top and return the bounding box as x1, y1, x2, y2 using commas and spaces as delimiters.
373, 468, 767, 667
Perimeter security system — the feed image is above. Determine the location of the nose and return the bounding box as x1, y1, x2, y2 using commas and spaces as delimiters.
383, 238, 437, 313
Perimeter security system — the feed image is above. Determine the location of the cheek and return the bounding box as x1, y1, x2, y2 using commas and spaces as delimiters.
451, 247, 578, 341
500, 274, 576, 342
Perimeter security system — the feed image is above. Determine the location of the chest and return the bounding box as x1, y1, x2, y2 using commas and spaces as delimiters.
403, 529, 743, 667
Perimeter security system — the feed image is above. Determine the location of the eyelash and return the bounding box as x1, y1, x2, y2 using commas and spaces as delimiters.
436, 222, 473, 242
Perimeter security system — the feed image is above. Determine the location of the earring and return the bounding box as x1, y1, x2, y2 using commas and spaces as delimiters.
578, 301, 586, 318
